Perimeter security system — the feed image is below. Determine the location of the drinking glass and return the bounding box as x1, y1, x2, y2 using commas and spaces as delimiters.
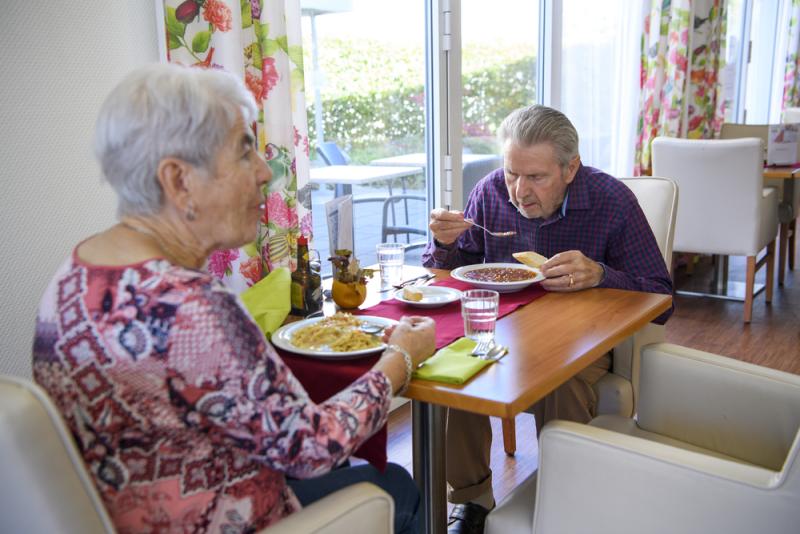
461, 289, 500, 343
376, 242, 405, 287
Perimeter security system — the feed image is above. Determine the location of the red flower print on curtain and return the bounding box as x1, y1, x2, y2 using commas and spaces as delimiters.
161, 0, 312, 293
634, 0, 727, 175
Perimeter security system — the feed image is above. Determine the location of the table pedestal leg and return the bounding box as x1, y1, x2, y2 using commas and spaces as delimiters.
412, 400, 446, 534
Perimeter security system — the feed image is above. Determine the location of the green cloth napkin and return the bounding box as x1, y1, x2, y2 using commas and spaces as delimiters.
413, 337, 492, 385
240, 267, 291, 339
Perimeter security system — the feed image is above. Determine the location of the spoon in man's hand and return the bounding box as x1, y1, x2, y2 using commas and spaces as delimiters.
466, 219, 517, 238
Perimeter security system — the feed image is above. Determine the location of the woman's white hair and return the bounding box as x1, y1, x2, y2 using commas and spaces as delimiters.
94, 63, 257, 217
497, 105, 579, 170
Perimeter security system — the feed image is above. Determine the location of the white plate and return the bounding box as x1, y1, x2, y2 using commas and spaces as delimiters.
450, 262, 544, 293
271, 315, 398, 359
393, 285, 462, 308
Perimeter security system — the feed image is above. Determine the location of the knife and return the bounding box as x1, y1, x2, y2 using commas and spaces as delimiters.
379, 273, 435, 292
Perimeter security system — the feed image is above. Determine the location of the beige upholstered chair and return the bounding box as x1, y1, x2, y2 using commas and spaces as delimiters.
720, 122, 799, 285
501, 177, 678, 454
652, 137, 778, 322
0, 375, 394, 534
594, 177, 678, 418
486, 343, 800, 534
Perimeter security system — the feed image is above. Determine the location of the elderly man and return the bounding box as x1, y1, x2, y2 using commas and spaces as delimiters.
422, 105, 673, 534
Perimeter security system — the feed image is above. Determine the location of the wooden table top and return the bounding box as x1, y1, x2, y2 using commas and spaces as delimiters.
394, 268, 672, 419
763, 166, 800, 179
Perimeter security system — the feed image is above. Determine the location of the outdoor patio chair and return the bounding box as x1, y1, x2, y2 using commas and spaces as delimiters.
316, 141, 416, 240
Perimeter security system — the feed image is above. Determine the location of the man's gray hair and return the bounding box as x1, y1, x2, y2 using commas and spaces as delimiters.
497, 105, 579, 169
94, 63, 257, 217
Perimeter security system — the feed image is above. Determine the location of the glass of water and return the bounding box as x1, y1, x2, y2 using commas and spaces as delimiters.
376, 242, 405, 287
461, 289, 500, 343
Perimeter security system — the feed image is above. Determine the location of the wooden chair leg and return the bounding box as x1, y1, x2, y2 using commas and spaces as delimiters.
790, 219, 796, 270
744, 255, 756, 323
766, 241, 775, 303
778, 222, 788, 286
502, 417, 516, 456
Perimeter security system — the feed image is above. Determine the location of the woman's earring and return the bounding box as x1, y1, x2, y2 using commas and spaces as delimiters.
186, 200, 197, 221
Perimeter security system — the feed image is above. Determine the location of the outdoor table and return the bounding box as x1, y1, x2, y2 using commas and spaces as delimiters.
309, 164, 422, 198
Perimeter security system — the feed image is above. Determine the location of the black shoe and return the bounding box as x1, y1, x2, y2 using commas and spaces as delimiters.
447, 502, 490, 534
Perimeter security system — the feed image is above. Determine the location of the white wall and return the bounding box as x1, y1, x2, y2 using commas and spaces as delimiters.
0, 2, 158, 377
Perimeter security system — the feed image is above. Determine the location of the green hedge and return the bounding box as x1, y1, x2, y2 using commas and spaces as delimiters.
308, 56, 537, 163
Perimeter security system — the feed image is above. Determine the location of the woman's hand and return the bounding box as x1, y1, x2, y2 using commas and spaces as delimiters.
383, 316, 436, 367
540, 250, 604, 291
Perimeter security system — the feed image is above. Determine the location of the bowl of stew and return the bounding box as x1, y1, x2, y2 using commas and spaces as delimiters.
450, 263, 545, 293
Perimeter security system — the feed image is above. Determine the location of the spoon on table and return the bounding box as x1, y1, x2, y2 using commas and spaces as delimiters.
466, 219, 516, 238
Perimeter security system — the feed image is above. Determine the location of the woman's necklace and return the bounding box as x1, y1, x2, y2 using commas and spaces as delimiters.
118, 221, 197, 268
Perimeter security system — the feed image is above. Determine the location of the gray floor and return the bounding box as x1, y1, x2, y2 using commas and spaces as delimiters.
311, 184, 428, 277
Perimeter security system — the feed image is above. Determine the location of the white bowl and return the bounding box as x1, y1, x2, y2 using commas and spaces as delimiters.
450, 262, 544, 293
392, 285, 462, 308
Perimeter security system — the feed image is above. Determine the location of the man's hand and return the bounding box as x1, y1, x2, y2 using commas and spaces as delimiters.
429, 208, 471, 245
540, 250, 604, 292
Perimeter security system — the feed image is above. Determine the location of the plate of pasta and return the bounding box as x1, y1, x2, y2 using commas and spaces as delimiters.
271, 312, 398, 359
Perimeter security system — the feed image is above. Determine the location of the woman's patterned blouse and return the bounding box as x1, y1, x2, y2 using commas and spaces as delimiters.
32, 253, 392, 533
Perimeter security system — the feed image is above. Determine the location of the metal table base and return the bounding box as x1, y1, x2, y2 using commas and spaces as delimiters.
412, 400, 447, 534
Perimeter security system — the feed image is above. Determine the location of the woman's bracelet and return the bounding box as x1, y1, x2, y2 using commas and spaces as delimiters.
387, 344, 413, 396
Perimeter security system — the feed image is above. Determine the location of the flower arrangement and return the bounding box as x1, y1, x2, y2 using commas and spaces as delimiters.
329, 250, 375, 285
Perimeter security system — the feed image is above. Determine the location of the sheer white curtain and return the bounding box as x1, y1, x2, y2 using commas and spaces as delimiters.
559, 0, 646, 177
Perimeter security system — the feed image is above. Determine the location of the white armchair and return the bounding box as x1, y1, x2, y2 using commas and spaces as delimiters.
486, 343, 800, 534
594, 177, 678, 418
0, 375, 394, 534
502, 177, 678, 454
652, 137, 778, 322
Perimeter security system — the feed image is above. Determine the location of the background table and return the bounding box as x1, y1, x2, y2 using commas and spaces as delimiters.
309, 164, 422, 198
370, 153, 501, 208
763, 166, 799, 285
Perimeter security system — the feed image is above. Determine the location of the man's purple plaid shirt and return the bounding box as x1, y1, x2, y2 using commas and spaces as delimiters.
422, 165, 674, 323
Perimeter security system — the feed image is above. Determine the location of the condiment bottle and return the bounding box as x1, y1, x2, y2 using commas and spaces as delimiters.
291, 235, 322, 316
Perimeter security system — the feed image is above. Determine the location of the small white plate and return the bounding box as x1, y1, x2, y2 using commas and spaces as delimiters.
272, 315, 398, 359
450, 262, 544, 293
393, 286, 462, 308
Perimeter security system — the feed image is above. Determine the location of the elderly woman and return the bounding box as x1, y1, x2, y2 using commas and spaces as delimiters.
32, 64, 434, 533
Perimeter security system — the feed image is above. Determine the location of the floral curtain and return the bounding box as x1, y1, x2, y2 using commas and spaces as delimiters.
162, 0, 312, 293
634, 0, 727, 175
784, 0, 800, 109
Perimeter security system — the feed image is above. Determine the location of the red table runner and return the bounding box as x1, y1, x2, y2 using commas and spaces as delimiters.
358, 278, 548, 349
278, 348, 387, 471
277, 278, 547, 472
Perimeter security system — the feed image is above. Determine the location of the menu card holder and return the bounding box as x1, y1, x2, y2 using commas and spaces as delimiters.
767, 124, 799, 166
325, 195, 354, 254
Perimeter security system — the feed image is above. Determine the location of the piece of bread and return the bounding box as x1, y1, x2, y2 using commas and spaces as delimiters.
403, 286, 424, 301
512, 251, 548, 269
402, 286, 424, 301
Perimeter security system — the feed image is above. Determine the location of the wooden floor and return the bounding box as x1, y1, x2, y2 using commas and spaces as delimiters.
383, 245, 800, 508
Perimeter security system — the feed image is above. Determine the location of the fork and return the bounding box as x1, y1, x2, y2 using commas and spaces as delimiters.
470, 339, 492, 356
479, 344, 508, 361
466, 219, 517, 238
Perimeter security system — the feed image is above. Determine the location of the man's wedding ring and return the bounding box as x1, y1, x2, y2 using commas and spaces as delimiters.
568, 274, 575, 288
